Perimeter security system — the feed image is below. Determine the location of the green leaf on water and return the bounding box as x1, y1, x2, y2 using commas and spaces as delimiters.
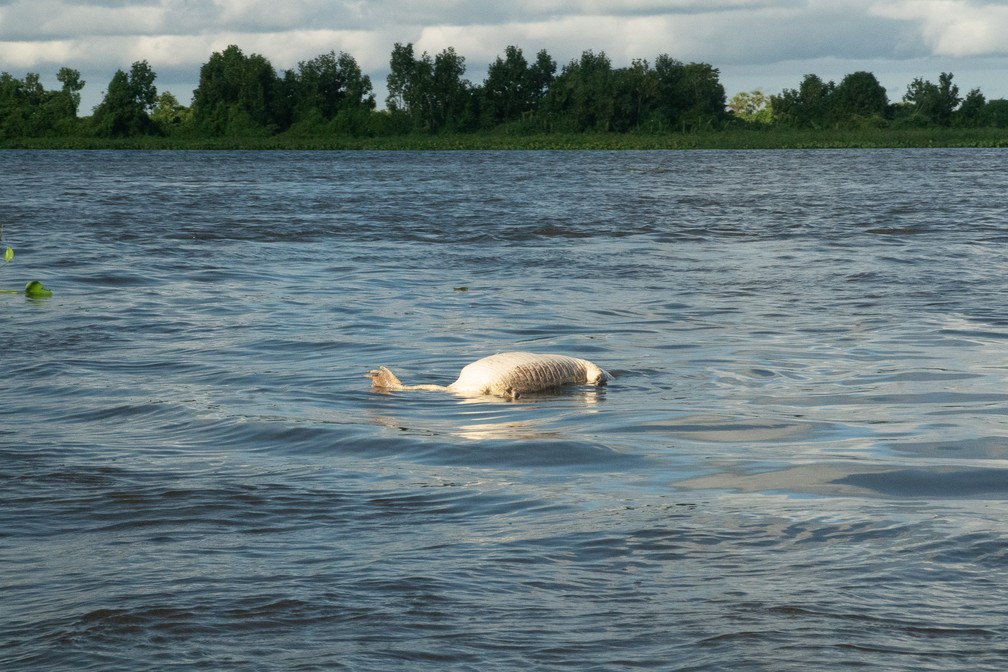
24, 280, 53, 297
2, 247, 12, 263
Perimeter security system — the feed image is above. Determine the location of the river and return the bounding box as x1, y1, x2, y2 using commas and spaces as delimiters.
2, 148, 1007, 670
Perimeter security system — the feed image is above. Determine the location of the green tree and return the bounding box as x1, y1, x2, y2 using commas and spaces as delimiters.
193, 45, 282, 135
55, 67, 85, 118
386, 42, 430, 129
772, 74, 835, 128
129, 61, 158, 114
386, 43, 471, 132
91, 61, 159, 137
21, 72, 46, 109
984, 98, 1008, 127
0, 72, 38, 137
542, 50, 616, 132
481, 46, 555, 128
902, 72, 961, 126
611, 59, 657, 131
337, 52, 376, 115
39, 68, 86, 135
483, 45, 531, 126
954, 88, 986, 127
651, 55, 726, 131
0, 70, 83, 137
679, 62, 727, 129
529, 50, 557, 106
650, 54, 684, 130
430, 47, 472, 131
150, 91, 193, 132
92, 70, 141, 136
287, 50, 374, 124
386, 42, 417, 114
831, 71, 888, 124
728, 90, 771, 124
0, 73, 23, 137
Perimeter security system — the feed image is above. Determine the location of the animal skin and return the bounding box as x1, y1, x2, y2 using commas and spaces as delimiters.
367, 351, 612, 399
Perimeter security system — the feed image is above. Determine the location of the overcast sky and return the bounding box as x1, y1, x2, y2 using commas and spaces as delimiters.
3, 0, 1008, 114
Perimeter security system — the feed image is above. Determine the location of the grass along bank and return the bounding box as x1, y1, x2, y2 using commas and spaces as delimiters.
3, 126, 1008, 150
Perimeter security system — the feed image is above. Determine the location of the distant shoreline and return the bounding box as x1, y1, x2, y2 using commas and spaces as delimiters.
3, 128, 1007, 151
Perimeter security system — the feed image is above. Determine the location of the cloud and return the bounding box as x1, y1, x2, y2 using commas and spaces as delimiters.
1, 1, 162, 40
409, 2, 908, 70
3, 0, 1008, 110
872, 0, 1008, 56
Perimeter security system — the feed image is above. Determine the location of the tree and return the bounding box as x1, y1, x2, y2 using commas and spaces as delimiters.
0, 73, 24, 137
129, 61, 158, 114
984, 99, 1008, 127
337, 51, 376, 115
193, 45, 282, 135
529, 50, 557, 106
774, 71, 886, 128
21, 72, 46, 109
150, 91, 192, 131
91, 61, 159, 137
385, 43, 471, 132
483, 45, 531, 126
651, 55, 726, 131
903, 72, 961, 126
91, 70, 140, 136
679, 62, 727, 129
481, 46, 555, 128
386, 42, 418, 114
772, 74, 835, 128
954, 88, 985, 127
430, 47, 472, 131
831, 71, 888, 124
934, 71, 961, 124
287, 50, 375, 124
542, 50, 616, 132
611, 59, 657, 131
728, 90, 772, 124
386, 42, 432, 130
0, 69, 83, 137
56, 67, 85, 117
650, 53, 684, 130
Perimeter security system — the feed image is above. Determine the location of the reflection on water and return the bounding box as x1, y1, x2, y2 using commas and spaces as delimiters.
678, 463, 1008, 499
636, 413, 821, 443
369, 386, 608, 441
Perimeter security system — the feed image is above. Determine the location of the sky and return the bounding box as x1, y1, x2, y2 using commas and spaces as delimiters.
3, 0, 1008, 114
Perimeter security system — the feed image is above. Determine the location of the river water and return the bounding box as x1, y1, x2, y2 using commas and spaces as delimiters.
2, 149, 1007, 670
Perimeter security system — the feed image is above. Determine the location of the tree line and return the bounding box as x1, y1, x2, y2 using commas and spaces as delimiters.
3, 42, 1008, 141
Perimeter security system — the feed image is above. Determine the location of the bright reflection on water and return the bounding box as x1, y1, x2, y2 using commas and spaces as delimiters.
2, 149, 1007, 671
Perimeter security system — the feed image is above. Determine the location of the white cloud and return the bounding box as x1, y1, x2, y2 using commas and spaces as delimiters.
872, 0, 1008, 56
3, 0, 1008, 110
0, 39, 78, 68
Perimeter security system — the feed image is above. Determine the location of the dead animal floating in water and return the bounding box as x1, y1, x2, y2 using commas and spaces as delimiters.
367, 351, 612, 400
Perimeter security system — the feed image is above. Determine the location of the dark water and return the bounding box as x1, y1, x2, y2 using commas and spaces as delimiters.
2, 149, 1007, 671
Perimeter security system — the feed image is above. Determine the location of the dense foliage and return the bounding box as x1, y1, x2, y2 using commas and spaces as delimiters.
2, 42, 1008, 146
1, 68, 84, 137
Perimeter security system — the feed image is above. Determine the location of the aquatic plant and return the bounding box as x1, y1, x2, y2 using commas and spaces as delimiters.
23, 280, 53, 297
0, 225, 53, 297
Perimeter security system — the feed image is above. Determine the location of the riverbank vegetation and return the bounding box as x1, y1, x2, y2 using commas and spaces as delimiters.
3, 43, 1008, 149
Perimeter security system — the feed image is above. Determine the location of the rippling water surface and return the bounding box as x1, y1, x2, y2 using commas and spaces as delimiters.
3, 149, 1008, 670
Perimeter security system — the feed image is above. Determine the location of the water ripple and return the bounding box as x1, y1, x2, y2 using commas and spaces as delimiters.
3, 149, 1008, 671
